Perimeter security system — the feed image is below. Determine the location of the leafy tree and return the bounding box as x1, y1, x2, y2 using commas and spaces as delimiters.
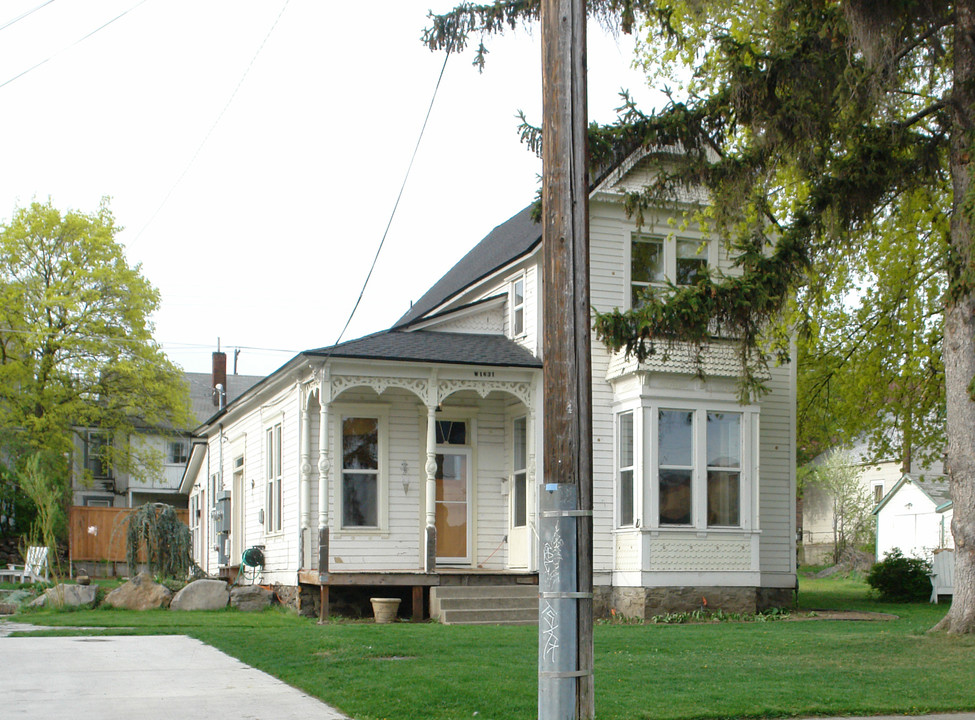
424, 0, 975, 633
805, 448, 875, 562
125, 502, 192, 579
0, 199, 190, 522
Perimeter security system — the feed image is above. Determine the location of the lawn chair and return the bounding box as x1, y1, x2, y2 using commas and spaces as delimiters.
17, 546, 50, 584
929, 549, 954, 603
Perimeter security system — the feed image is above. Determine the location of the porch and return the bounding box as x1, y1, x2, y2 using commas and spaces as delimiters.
297, 567, 538, 622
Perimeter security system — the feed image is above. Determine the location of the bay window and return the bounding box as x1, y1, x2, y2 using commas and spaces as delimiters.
617, 411, 635, 527
265, 423, 282, 533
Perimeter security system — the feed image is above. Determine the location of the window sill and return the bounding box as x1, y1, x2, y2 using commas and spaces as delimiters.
645, 527, 759, 536
333, 529, 390, 539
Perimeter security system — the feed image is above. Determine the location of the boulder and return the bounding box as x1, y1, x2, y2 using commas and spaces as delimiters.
104, 572, 173, 610
28, 583, 97, 609
230, 585, 273, 612
170, 579, 229, 611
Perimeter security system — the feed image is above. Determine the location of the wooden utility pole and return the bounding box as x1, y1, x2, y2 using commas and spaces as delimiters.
538, 0, 593, 718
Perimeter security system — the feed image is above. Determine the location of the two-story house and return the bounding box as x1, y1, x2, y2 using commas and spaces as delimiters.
184, 151, 797, 620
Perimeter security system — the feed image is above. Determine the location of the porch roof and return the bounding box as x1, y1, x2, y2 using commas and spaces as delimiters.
304, 329, 542, 368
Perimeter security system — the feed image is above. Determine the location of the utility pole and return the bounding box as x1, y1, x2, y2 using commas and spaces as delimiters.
538, 0, 593, 718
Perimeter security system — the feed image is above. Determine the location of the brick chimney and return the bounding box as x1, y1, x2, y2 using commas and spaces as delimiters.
212, 351, 227, 408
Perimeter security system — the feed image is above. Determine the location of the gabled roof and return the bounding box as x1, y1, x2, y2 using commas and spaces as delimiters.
873, 473, 952, 515
184, 371, 264, 426
304, 330, 541, 368
393, 206, 541, 328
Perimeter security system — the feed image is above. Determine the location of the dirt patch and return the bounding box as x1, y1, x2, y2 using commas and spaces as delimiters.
787, 610, 898, 622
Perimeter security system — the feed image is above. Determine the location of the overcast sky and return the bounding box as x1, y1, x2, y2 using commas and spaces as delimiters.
0, 1, 662, 376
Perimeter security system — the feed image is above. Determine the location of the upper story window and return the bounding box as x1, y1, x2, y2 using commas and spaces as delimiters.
631, 233, 710, 307
84, 431, 112, 479
265, 423, 282, 533
169, 439, 189, 465
510, 277, 525, 336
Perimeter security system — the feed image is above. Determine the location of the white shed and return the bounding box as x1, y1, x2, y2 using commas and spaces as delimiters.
873, 473, 953, 561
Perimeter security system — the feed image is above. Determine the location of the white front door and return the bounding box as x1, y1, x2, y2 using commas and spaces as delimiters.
507, 416, 530, 568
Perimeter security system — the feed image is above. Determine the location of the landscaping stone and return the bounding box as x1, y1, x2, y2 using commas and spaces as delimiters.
104, 571, 173, 610
28, 583, 97, 609
170, 579, 229, 611
230, 584, 273, 612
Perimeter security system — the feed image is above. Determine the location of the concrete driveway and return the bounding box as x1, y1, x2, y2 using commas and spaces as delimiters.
0, 621, 349, 720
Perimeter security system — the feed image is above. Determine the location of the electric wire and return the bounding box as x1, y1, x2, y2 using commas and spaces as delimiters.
326, 49, 451, 357
0, 0, 56, 33
0, 0, 148, 89
129, 0, 291, 246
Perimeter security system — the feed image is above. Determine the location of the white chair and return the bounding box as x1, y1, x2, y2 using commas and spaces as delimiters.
930, 549, 954, 603
16, 546, 50, 584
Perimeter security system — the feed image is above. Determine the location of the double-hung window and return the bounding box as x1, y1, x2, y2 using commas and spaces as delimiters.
512, 416, 528, 528
169, 439, 189, 464
657, 408, 743, 528
511, 277, 525, 337
617, 411, 635, 527
631, 233, 710, 307
265, 423, 282, 533
342, 417, 379, 528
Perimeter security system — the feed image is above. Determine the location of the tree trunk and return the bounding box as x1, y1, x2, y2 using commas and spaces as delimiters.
933, 0, 975, 634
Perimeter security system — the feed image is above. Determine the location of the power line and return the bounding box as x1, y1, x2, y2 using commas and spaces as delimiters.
0, 0, 148, 90
129, 0, 291, 246
328, 49, 451, 353
0, 0, 56, 33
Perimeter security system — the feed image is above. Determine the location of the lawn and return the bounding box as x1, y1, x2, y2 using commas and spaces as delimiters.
9, 573, 975, 720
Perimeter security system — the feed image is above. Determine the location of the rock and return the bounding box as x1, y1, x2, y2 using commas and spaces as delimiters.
104, 572, 173, 610
230, 585, 273, 612
28, 584, 97, 609
170, 579, 229, 611
76, 575, 91, 586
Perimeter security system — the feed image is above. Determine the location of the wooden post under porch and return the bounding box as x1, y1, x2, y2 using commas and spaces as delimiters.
298, 568, 538, 622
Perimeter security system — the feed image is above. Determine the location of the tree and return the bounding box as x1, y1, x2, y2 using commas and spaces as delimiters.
424, 0, 975, 633
805, 448, 874, 562
0, 199, 190, 519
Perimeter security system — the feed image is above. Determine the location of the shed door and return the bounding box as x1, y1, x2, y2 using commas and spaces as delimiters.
435, 449, 471, 563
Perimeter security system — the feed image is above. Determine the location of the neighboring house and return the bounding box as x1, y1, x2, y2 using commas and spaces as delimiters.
874, 473, 953, 561
183, 150, 797, 619
801, 441, 944, 564
71, 354, 262, 509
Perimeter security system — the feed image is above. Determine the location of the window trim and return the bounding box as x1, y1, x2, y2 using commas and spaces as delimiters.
646, 400, 757, 532
265, 421, 283, 535
628, 231, 714, 309
510, 274, 526, 338
616, 410, 638, 528
333, 403, 389, 533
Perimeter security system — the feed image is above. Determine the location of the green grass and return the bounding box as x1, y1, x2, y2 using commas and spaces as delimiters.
9, 575, 975, 720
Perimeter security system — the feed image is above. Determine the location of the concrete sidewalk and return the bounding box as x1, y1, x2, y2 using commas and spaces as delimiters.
0, 620, 349, 719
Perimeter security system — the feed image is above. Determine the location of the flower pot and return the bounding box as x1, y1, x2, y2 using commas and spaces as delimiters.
370, 597, 401, 624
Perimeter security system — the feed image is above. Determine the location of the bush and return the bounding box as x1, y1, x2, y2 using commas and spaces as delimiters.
866, 548, 932, 602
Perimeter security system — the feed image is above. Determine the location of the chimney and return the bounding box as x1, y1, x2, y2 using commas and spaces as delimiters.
212, 351, 227, 408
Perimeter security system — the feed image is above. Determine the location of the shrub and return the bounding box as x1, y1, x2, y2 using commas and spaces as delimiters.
866, 548, 932, 602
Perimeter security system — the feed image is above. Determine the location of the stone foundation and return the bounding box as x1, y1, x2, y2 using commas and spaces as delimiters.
606, 585, 795, 619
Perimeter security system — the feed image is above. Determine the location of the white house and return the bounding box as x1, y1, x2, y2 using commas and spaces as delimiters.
183, 152, 797, 620
72, 358, 262, 509
874, 473, 953, 561
801, 441, 944, 564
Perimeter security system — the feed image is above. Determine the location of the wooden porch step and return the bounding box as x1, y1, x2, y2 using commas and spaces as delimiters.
431, 585, 538, 625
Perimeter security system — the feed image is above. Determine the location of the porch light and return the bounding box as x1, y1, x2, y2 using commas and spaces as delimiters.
401, 461, 410, 494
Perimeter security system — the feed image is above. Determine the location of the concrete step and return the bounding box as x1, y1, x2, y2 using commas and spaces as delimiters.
431, 585, 539, 625
439, 606, 539, 625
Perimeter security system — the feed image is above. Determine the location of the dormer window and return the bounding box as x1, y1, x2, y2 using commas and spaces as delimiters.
631, 233, 710, 308
511, 277, 525, 336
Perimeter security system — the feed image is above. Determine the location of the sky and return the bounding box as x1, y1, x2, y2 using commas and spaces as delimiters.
0, 1, 664, 376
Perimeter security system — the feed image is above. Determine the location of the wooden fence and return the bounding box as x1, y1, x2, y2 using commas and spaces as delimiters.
68, 506, 189, 569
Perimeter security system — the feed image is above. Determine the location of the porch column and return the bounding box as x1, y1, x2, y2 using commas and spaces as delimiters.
317, 366, 331, 583
424, 402, 438, 572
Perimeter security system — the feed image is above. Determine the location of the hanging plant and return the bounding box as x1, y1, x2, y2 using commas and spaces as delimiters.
125, 503, 192, 579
